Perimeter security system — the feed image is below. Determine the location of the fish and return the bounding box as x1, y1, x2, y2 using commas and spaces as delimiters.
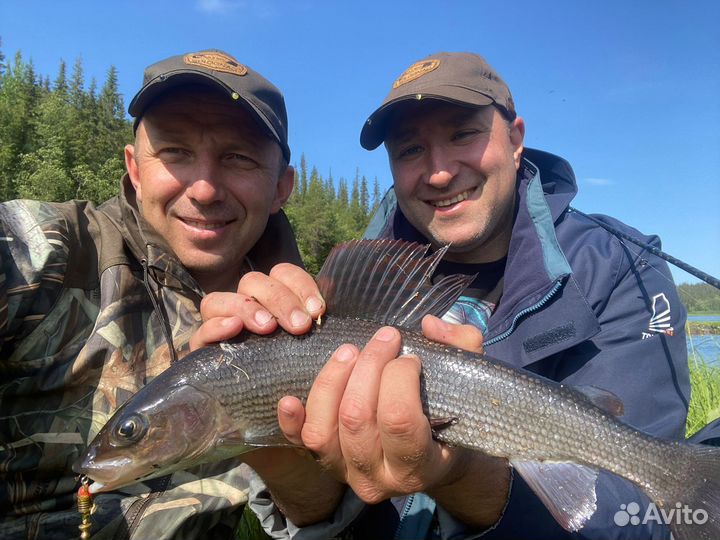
76, 239, 720, 540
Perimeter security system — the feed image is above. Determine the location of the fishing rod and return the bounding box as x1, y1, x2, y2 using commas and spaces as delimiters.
568, 207, 720, 290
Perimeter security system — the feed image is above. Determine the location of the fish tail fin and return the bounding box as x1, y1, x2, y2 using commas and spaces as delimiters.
657, 444, 720, 540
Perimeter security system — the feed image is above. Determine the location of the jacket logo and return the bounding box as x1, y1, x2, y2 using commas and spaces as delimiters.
642, 293, 674, 339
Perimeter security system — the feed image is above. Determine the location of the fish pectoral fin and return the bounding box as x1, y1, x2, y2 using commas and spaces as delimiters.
215, 428, 297, 449
511, 460, 598, 532
428, 416, 458, 436
242, 432, 298, 448
575, 385, 625, 416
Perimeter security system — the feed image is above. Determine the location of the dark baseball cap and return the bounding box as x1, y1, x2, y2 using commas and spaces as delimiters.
360, 52, 516, 150
129, 49, 290, 162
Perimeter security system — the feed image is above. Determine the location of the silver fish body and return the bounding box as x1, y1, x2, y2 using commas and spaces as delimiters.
76, 240, 720, 539
79, 317, 719, 539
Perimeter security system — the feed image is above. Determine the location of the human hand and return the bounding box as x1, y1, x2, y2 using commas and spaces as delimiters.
278, 317, 509, 528
189, 263, 325, 351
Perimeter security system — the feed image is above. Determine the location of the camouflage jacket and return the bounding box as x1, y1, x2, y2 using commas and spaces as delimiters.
0, 176, 302, 540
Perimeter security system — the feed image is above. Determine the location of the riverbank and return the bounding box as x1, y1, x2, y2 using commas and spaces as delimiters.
687, 321, 720, 335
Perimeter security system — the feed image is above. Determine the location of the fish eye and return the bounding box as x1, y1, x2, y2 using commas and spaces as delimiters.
111, 414, 148, 446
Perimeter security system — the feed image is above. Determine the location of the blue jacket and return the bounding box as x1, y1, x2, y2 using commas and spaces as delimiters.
251, 149, 690, 540
361, 148, 690, 539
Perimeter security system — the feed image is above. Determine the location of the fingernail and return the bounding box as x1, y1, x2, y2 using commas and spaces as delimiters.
335, 344, 356, 362
254, 310, 273, 326
375, 327, 396, 342
290, 309, 310, 328
305, 296, 323, 313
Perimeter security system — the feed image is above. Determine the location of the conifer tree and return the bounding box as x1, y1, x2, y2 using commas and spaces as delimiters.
0, 52, 40, 199
298, 153, 308, 200
337, 177, 349, 208
372, 176, 382, 212
54, 60, 68, 96
0, 38, 6, 77
360, 175, 369, 216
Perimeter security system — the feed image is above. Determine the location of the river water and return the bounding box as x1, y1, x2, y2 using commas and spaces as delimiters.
687, 315, 720, 364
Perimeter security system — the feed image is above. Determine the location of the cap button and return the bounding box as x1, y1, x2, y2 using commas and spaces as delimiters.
415, 93, 422, 100
231, 92, 240, 100
159, 74, 166, 81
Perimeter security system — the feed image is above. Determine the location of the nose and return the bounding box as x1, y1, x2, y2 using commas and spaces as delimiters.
185, 157, 225, 205
425, 147, 457, 188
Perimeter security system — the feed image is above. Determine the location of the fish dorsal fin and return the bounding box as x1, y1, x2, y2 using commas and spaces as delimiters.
575, 385, 625, 416
316, 239, 474, 331
511, 460, 598, 532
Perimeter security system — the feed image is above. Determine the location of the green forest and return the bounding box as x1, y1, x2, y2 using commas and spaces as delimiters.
2, 44, 719, 295
0, 44, 380, 274
677, 283, 720, 314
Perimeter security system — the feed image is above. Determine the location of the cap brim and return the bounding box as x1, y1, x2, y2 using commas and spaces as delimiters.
129, 71, 230, 117
128, 71, 290, 161
360, 87, 495, 150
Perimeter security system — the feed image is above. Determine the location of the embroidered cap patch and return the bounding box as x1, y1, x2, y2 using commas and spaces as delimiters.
183, 52, 248, 76
393, 59, 440, 89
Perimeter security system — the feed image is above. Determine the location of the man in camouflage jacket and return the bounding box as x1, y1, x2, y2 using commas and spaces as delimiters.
0, 49, 312, 540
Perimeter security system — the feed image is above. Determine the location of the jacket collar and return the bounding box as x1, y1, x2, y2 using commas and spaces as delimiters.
370, 148, 584, 342
104, 174, 206, 296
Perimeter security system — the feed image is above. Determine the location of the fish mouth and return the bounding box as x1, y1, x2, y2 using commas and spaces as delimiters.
427, 189, 474, 208
73, 445, 144, 492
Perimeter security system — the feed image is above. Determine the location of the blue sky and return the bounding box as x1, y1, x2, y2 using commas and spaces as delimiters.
2, 0, 718, 284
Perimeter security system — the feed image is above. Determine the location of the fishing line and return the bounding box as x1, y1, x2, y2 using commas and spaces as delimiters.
568, 207, 720, 290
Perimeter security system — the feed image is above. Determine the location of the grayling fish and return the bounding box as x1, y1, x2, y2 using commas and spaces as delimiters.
76, 239, 720, 540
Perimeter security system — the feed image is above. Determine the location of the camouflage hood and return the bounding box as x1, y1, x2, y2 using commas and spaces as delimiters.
0, 177, 302, 540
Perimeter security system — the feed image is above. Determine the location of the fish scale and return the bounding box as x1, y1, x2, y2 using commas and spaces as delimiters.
197, 316, 686, 501
77, 239, 720, 540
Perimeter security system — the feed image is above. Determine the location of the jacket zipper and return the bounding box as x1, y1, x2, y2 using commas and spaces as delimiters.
484, 280, 563, 347
113, 475, 172, 540
393, 494, 415, 540
111, 259, 177, 540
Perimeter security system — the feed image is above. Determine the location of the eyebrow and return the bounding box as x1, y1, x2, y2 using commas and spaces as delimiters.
387, 109, 491, 145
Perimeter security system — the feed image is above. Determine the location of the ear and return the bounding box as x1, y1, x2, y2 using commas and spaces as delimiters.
510, 117, 525, 170
125, 144, 142, 202
270, 165, 295, 213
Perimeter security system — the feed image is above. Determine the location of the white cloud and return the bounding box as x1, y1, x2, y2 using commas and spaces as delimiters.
195, 0, 246, 14
584, 178, 614, 187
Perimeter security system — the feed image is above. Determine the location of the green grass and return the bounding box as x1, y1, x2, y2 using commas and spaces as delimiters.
686, 316, 720, 436
687, 354, 720, 437
235, 503, 270, 540
686, 318, 720, 437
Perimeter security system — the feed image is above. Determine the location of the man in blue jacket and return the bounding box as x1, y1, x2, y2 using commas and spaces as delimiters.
201, 52, 693, 538
255, 52, 689, 539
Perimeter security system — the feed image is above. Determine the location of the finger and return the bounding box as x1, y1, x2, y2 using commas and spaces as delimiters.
200, 292, 277, 334
377, 354, 440, 491
277, 396, 306, 446
188, 316, 244, 351
237, 271, 314, 335
301, 344, 358, 476
421, 315, 484, 353
338, 327, 401, 482
269, 263, 326, 320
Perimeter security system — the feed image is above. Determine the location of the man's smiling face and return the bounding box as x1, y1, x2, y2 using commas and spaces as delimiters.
126, 85, 293, 292
386, 100, 524, 263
